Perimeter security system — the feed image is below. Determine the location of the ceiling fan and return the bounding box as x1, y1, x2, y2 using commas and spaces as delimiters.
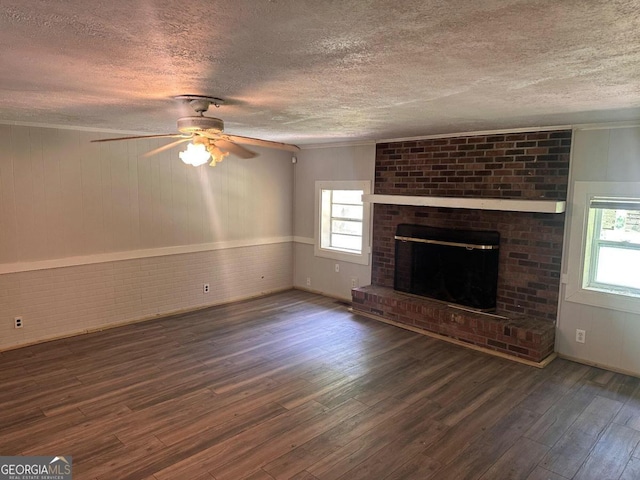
91, 95, 300, 167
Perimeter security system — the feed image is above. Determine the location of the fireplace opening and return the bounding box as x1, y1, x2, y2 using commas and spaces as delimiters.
394, 224, 500, 312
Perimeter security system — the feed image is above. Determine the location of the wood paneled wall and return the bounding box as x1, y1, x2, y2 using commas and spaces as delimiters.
0, 124, 293, 265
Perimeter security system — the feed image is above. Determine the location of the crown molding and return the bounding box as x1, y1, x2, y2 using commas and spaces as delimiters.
299, 140, 376, 149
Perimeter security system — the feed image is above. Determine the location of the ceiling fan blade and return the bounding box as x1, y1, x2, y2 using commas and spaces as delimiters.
142, 137, 192, 158
215, 139, 257, 159
224, 134, 300, 152
91, 133, 186, 143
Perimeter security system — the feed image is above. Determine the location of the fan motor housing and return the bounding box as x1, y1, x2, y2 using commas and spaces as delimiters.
178, 116, 224, 134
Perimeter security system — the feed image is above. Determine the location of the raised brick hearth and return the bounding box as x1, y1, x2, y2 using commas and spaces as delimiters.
352, 286, 555, 363
351, 130, 571, 364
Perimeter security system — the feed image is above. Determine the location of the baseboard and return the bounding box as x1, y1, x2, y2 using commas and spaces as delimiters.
293, 286, 351, 303
556, 353, 640, 379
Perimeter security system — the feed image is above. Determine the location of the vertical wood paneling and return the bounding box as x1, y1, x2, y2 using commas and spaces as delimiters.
202, 160, 226, 243
99, 139, 115, 252
216, 160, 231, 243
127, 141, 141, 250
225, 160, 236, 242
240, 160, 250, 240
251, 158, 268, 238
222, 160, 239, 241
148, 140, 163, 248
0, 125, 18, 263
108, 139, 130, 253
40, 128, 64, 259
12, 126, 37, 260
199, 166, 214, 243
186, 166, 203, 245
136, 138, 154, 249
0, 124, 292, 265
171, 152, 187, 246
269, 155, 293, 237
158, 145, 175, 245
81, 137, 105, 253
28, 129, 48, 260
58, 130, 84, 256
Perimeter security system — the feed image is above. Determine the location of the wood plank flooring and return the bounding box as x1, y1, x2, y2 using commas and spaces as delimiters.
2, 289, 640, 480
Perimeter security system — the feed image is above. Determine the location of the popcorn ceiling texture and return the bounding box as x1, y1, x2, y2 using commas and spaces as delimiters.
0, 1, 638, 143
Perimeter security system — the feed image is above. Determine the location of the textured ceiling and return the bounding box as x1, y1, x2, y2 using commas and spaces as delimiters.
1, 0, 639, 145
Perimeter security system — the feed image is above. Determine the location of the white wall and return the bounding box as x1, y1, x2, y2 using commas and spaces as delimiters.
557, 125, 640, 375
292, 143, 375, 300
0, 124, 294, 350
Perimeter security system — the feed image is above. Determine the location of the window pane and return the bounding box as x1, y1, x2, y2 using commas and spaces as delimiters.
332, 204, 363, 220
332, 190, 362, 204
320, 190, 332, 249
595, 246, 640, 290
332, 219, 362, 236
598, 209, 640, 244
316, 184, 368, 261
331, 233, 362, 252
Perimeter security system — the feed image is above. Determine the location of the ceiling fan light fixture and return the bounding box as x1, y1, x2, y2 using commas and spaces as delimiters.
208, 145, 229, 166
179, 142, 210, 167
90, 94, 300, 163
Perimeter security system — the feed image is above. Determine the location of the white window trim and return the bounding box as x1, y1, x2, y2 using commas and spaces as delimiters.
314, 180, 371, 266
564, 181, 640, 314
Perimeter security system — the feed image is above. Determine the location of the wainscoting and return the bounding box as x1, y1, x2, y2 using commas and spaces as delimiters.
0, 242, 293, 350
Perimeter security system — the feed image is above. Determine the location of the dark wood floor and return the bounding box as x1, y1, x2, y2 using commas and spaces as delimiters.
2, 290, 640, 480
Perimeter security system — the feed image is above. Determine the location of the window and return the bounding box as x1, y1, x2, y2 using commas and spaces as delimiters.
321, 189, 364, 253
565, 182, 640, 314
583, 197, 640, 296
314, 181, 371, 265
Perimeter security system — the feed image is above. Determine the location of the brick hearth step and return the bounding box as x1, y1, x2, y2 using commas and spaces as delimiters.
351, 285, 555, 365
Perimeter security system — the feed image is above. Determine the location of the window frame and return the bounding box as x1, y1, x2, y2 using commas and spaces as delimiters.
314, 180, 371, 265
565, 182, 640, 314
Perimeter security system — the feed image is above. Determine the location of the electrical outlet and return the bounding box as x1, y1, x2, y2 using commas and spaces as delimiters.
576, 329, 586, 344
203, 283, 210, 294
335, 263, 340, 273
306, 277, 311, 286
351, 277, 358, 288
14, 316, 23, 329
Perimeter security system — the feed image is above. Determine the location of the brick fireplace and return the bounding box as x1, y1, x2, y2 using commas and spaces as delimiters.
351, 130, 571, 363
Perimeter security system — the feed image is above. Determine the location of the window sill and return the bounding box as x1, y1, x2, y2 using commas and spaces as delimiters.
314, 246, 370, 266
564, 286, 640, 315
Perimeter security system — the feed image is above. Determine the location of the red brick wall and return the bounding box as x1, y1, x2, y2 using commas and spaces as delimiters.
372, 130, 571, 322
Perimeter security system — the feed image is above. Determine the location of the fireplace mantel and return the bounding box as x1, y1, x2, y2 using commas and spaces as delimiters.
362, 194, 566, 214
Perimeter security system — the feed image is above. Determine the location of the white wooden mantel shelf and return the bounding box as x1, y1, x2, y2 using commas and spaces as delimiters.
362, 194, 566, 214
